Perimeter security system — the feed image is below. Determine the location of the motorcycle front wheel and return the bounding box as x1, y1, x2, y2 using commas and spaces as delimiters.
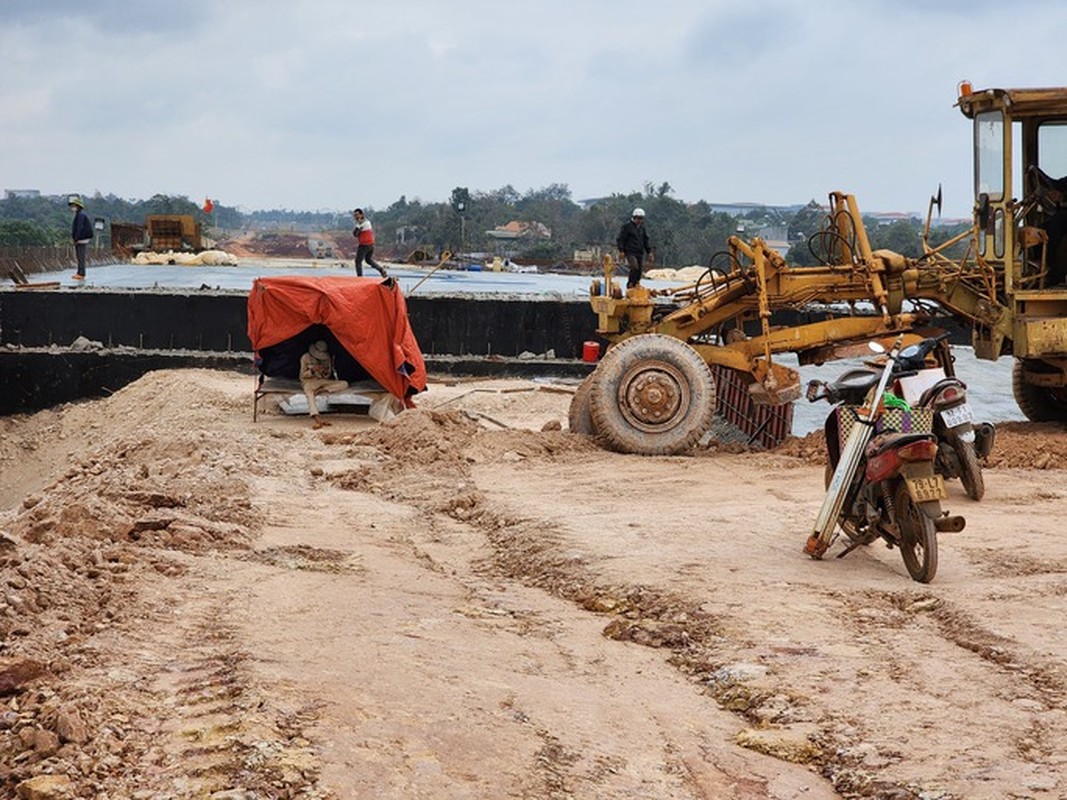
893, 482, 938, 583
824, 465, 874, 545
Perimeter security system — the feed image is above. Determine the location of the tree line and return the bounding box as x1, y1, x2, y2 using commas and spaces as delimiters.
0, 184, 970, 268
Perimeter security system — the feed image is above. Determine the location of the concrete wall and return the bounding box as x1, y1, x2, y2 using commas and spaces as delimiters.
0, 287, 970, 415
0, 288, 601, 414
0, 289, 600, 358
0, 350, 250, 414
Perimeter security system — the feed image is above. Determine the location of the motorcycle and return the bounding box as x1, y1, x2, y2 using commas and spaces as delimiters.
804, 337, 966, 583
890, 333, 995, 501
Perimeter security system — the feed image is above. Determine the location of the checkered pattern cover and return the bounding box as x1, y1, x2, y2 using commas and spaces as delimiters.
834, 405, 935, 451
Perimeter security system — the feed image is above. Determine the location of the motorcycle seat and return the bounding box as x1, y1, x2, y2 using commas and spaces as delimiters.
866, 431, 936, 457
827, 368, 880, 403
917, 376, 967, 408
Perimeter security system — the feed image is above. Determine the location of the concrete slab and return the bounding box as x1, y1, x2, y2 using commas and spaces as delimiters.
32, 258, 683, 297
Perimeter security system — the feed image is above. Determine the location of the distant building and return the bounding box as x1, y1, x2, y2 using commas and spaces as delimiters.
5, 189, 41, 199
708, 201, 805, 217
756, 224, 790, 257
930, 216, 972, 228
573, 245, 606, 265
866, 211, 922, 224
485, 220, 552, 241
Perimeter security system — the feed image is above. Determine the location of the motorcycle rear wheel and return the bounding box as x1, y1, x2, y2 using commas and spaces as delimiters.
956, 438, 985, 501
894, 482, 938, 583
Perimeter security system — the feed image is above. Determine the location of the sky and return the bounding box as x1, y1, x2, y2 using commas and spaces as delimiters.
3, 0, 1067, 219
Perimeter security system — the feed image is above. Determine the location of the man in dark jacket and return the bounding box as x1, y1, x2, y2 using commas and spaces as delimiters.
616, 207, 653, 288
68, 195, 93, 280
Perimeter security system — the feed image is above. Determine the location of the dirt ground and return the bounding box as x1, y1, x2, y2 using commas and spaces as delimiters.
2, 370, 1066, 799
215, 232, 353, 261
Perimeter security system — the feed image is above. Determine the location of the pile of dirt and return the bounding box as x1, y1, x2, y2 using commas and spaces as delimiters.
771, 419, 1067, 469
0, 372, 314, 796
0, 372, 589, 796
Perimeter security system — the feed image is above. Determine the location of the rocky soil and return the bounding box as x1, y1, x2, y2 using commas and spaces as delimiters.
1, 370, 1066, 798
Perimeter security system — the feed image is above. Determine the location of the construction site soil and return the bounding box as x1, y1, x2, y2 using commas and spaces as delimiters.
215, 232, 354, 261
1, 371, 1066, 799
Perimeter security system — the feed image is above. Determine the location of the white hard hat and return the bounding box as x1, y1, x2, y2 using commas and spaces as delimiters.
632, 207, 645, 218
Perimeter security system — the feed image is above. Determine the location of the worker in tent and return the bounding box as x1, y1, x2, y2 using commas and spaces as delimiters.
299, 340, 348, 429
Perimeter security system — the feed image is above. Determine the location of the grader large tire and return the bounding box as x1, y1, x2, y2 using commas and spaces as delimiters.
588, 334, 716, 455
567, 373, 597, 435
1012, 358, 1067, 422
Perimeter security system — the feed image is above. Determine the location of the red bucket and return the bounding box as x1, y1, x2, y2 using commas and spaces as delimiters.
582, 340, 600, 363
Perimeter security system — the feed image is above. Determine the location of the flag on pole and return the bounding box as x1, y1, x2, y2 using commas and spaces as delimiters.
203, 197, 215, 214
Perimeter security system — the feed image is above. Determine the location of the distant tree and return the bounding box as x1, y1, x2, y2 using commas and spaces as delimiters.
926, 222, 972, 259
868, 218, 922, 257
0, 220, 56, 246
786, 200, 830, 265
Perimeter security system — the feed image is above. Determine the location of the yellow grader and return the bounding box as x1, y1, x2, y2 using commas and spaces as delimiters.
572, 84, 1067, 455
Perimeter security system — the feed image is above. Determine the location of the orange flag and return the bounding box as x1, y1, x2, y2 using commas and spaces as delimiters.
203, 197, 215, 214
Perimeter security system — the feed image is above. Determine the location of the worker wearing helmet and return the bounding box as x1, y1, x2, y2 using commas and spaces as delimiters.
616, 207, 653, 288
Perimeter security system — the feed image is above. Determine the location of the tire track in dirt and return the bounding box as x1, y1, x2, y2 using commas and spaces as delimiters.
326, 409, 1067, 799
68, 569, 327, 797
326, 412, 876, 796
317, 413, 836, 798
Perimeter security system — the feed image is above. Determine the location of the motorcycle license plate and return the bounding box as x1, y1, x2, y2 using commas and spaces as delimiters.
941, 402, 974, 428
906, 474, 947, 502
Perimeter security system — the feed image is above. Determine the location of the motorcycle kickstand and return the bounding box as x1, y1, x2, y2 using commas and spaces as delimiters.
836, 539, 865, 558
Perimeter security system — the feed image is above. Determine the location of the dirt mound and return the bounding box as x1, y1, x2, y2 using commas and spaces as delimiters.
214, 231, 352, 259
771, 419, 1067, 469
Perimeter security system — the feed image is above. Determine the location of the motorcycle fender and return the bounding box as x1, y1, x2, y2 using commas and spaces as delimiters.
949, 425, 976, 444
918, 499, 945, 521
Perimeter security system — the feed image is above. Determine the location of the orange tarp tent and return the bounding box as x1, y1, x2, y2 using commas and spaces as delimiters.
247, 276, 426, 402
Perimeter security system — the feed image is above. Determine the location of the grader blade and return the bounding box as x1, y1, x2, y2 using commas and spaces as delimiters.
748, 361, 802, 405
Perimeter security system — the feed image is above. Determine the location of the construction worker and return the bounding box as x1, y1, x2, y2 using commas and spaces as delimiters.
352, 208, 388, 278
299, 340, 348, 429
69, 196, 93, 280
616, 207, 653, 288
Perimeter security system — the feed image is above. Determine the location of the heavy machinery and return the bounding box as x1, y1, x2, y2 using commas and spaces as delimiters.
574, 83, 1067, 455
110, 214, 203, 257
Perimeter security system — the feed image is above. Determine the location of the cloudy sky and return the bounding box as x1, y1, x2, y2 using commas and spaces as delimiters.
2, 0, 1066, 218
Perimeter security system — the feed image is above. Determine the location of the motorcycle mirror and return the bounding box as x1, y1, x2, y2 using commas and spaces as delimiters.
868, 341, 886, 355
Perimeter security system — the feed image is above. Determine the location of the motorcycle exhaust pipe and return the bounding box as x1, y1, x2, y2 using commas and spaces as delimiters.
935, 514, 967, 533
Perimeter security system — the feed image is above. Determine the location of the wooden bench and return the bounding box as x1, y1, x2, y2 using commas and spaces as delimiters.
253, 375, 388, 421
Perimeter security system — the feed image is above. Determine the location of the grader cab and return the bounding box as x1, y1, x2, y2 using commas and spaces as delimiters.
952, 83, 1067, 419
576, 84, 1067, 455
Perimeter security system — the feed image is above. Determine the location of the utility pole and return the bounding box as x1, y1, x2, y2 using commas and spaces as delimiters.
458, 201, 466, 260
